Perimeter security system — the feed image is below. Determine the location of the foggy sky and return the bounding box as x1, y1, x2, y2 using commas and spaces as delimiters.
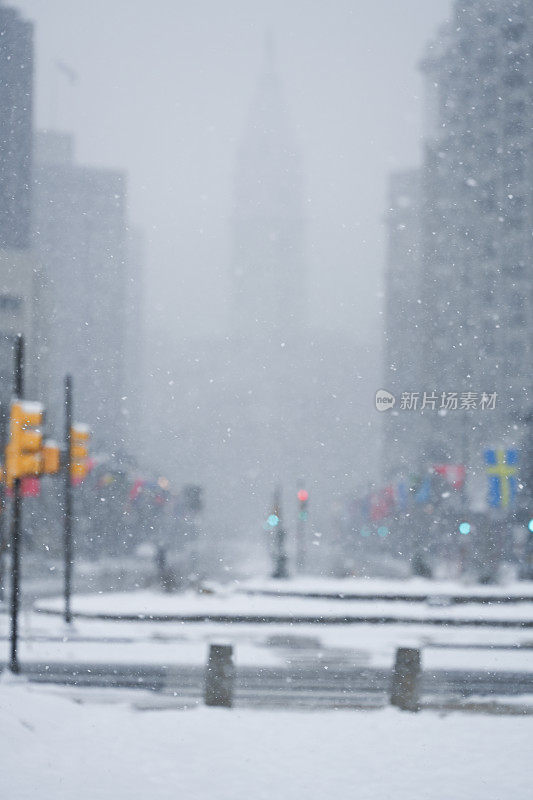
14, 0, 451, 347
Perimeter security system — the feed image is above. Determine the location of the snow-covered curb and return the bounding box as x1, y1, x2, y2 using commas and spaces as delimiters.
237, 576, 533, 602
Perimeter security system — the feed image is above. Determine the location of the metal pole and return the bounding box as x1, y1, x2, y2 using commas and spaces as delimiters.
63, 375, 73, 624
295, 483, 309, 573
0, 399, 7, 602
296, 514, 304, 572
9, 334, 24, 673
272, 485, 288, 579
296, 484, 306, 573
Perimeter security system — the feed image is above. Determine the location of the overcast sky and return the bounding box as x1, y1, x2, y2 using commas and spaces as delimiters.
14, 0, 451, 346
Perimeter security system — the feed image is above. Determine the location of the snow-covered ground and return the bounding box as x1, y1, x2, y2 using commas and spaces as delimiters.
1, 679, 532, 800
34, 587, 533, 624
238, 576, 533, 599
2, 606, 533, 673
1, 580, 530, 675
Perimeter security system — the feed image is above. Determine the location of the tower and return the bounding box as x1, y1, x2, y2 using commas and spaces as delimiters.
231, 38, 306, 342
149, 39, 374, 568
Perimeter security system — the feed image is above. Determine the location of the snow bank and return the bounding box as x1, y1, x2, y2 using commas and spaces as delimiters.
1, 681, 532, 800
239, 576, 533, 599
35, 588, 533, 624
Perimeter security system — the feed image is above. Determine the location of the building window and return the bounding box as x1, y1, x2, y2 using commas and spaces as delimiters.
0, 294, 23, 313
503, 23, 525, 42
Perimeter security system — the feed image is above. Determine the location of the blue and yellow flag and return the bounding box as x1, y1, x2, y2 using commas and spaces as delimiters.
484, 449, 519, 508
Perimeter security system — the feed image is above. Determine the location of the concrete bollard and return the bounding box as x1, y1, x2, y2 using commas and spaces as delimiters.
390, 647, 421, 712
205, 644, 234, 707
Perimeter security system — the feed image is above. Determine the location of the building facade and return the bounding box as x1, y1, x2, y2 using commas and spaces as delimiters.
33, 131, 129, 452
0, 3, 38, 413
420, 0, 533, 468
123, 225, 145, 458
384, 0, 533, 498
0, 2, 32, 250
382, 169, 423, 480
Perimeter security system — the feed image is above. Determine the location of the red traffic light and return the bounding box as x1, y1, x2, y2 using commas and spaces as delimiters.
297, 489, 309, 503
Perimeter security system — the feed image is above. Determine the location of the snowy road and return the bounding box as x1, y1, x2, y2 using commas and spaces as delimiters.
2, 612, 533, 709
3, 583, 533, 708
12, 659, 533, 710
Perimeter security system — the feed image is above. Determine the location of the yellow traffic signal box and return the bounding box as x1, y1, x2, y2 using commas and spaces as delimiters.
42, 440, 60, 475
5, 401, 44, 486
70, 424, 90, 481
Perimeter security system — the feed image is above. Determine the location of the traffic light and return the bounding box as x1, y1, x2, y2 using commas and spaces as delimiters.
42, 440, 60, 475
297, 488, 309, 521
458, 521, 471, 535
5, 401, 44, 487
182, 484, 203, 514
70, 423, 90, 482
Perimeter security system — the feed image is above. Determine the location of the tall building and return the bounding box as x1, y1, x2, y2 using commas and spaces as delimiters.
0, 2, 32, 250
418, 0, 533, 474
384, 0, 533, 492
33, 131, 129, 451
123, 225, 145, 458
382, 169, 423, 479
0, 248, 39, 404
0, 3, 37, 410
230, 41, 306, 342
